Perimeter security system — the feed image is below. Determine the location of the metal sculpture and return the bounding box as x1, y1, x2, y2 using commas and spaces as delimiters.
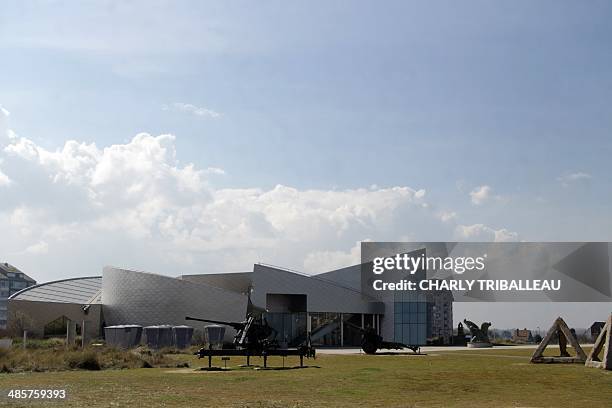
463, 319, 491, 343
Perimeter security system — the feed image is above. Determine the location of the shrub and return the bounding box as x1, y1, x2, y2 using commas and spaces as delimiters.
66, 351, 101, 370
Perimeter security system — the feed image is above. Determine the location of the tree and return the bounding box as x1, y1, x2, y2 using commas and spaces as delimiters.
7, 310, 35, 338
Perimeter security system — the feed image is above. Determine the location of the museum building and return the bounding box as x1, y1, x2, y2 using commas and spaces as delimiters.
8, 263, 453, 347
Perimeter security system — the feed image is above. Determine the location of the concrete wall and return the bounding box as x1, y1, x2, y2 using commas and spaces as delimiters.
251, 264, 384, 314
180, 272, 252, 294
102, 267, 248, 340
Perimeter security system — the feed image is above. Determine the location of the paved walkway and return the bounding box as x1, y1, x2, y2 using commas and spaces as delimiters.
316, 344, 593, 355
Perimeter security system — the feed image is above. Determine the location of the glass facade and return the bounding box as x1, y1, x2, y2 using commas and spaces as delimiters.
342, 313, 364, 347
264, 311, 381, 347
264, 312, 307, 347
310, 312, 341, 346
251, 289, 441, 348
43, 316, 82, 337
393, 291, 428, 346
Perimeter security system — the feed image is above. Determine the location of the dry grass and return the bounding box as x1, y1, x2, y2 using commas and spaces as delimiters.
0, 345, 180, 373
0, 347, 610, 407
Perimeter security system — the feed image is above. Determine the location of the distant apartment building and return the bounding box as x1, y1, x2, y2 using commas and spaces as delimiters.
0, 263, 36, 329
426, 289, 454, 344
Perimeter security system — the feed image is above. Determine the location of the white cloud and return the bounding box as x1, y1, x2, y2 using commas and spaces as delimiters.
0, 106, 10, 144
0, 168, 10, 186
0, 120, 521, 280
6, 138, 100, 185
0, 129, 439, 277
24, 241, 49, 255
557, 172, 591, 187
438, 211, 457, 222
5, 133, 207, 202
454, 224, 519, 242
162, 103, 221, 118
469, 185, 492, 205
303, 241, 363, 273
0, 109, 13, 186
205, 167, 226, 175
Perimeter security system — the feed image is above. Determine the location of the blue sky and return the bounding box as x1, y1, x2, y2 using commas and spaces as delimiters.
1, 1, 611, 327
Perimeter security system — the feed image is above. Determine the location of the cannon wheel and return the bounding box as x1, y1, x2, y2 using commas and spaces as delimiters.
362, 341, 378, 355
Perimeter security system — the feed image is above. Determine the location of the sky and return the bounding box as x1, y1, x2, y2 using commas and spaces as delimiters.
1, 1, 611, 328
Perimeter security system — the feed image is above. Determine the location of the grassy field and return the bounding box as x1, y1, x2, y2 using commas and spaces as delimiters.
0, 347, 610, 407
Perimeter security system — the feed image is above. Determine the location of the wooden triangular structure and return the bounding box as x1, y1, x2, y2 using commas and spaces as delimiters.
530, 317, 586, 363
585, 313, 611, 370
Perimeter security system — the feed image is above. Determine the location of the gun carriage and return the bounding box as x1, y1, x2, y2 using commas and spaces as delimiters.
344, 321, 420, 354
185, 314, 316, 368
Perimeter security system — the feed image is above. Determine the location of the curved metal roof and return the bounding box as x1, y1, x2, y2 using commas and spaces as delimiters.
9, 276, 102, 304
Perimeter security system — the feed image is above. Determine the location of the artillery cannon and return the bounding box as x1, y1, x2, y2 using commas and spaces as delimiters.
186, 313, 315, 368
185, 314, 276, 353
345, 321, 420, 354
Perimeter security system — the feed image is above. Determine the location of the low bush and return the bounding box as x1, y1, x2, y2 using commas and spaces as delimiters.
66, 351, 101, 370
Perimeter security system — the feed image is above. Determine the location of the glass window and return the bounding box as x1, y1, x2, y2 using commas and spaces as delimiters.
264, 312, 307, 347
392, 301, 427, 346
309, 312, 341, 347
11, 281, 27, 289
418, 312, 424, 322
418, 324, 426, 341
394, 324, 402, 342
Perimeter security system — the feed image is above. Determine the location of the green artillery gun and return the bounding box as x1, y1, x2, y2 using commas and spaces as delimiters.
344, 321, 420, 354
185, 314, 316, 368
185, 314, 277, 353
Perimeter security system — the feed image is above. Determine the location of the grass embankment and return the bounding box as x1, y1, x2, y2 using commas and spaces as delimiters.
0, 347, 610, 407
0, 342, 182, 373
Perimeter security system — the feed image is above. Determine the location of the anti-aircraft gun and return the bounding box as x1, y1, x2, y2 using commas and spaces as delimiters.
344, 321, 420, 354
185, 314, 277, 353
185, 310, 315, 368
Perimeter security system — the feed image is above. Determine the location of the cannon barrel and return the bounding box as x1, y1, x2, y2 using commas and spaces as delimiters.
185, 316, 245, 330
